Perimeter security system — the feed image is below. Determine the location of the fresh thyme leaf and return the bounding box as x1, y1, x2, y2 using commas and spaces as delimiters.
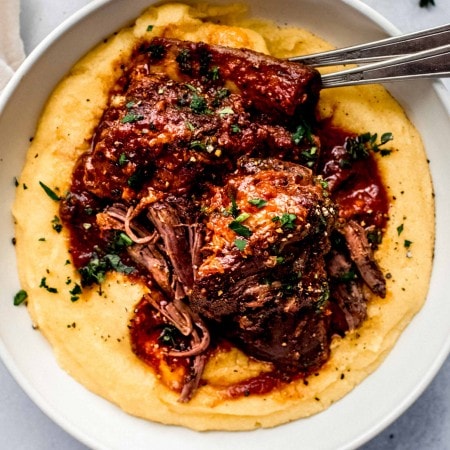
39, 181, 61, 201
345, 132, 394, 160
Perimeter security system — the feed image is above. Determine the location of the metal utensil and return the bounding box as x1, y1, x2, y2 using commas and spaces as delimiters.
290, 24, 450, 88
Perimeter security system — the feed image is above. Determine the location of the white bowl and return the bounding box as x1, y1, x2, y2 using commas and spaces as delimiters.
1, 1, 449, 449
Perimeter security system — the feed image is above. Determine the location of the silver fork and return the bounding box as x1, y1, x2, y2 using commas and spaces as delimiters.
289, 24, 450, 88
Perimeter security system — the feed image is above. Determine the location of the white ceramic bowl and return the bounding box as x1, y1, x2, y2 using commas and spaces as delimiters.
1, 1, 449, 449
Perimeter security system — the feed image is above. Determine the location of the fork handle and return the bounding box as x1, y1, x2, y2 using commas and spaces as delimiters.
320, 44, 450, 88
291, 23, 450, 66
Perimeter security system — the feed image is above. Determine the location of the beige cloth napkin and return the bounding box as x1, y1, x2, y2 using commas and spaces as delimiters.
0, 0, 25, 91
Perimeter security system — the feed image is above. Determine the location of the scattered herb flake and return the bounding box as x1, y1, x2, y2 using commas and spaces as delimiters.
272, 213, 297, 230
51, 215, 63, 233
69, 283, 82, 302
13, 289, 28, 306
228, 221, 252, 238
248, 198, 267, 208
190, 93, 209, 114
404, 239, 413, 248
234, 238, 247, 251
121, 113, 144, 124
146, 24, 154, 32
39, 277, 58, 293
218, 106, 234, 117
39, 181, 61, 201
397, 224, 404, 236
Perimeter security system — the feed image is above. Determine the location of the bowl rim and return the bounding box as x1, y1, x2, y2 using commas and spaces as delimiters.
1, 1, 449, 449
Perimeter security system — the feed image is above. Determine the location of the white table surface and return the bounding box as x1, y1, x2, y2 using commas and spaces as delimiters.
1, 0, 449, 448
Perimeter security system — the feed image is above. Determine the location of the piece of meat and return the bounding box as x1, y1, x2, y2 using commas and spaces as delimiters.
327, 248, 367, 332
190, 157, 337, 372
342, 220, 386, 297
82, 37, 322, 201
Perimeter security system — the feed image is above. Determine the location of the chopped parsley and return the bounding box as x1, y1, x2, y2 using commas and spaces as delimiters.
39, 277, 58, 293
39, 181, 61, 201
51, 215, 63, 233
229, 221, 252, 238
78, 253, 134, 286
397, 224, 404, 236
272, 213, 297, 230
292, 121, 314, 145
121, 113, 144, 124
248, 198, 267, 208
190, 93, 209, 114
208, 66, 220, 81
146, 25, 154, 32
13, 289, 28, 306
69, 283, 82, 302
118, 153, 128, 166
228, 213, 252, 238
234, 238, 247, 251
404, 239, 413, 248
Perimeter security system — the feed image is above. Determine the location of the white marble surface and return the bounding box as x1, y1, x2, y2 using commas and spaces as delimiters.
0, 0, 449, 448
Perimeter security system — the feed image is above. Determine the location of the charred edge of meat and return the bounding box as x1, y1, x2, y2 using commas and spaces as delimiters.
142, 37, 322, 118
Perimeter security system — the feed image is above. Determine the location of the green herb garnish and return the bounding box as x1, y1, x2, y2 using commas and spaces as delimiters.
272, 213, 297, 230
121, 113, 144, 124
78, 253, 134, 286
190, 93, 209, 114
248, 198, 267, 208
51, 215, 63, 233
13, 289, 28, 306
39, 181, 60, 201
39, 277, 58, 294
229, 221, 252, 238
69, 283, 82, 302
345, 132, 393, 160
234, 238, 247, 251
